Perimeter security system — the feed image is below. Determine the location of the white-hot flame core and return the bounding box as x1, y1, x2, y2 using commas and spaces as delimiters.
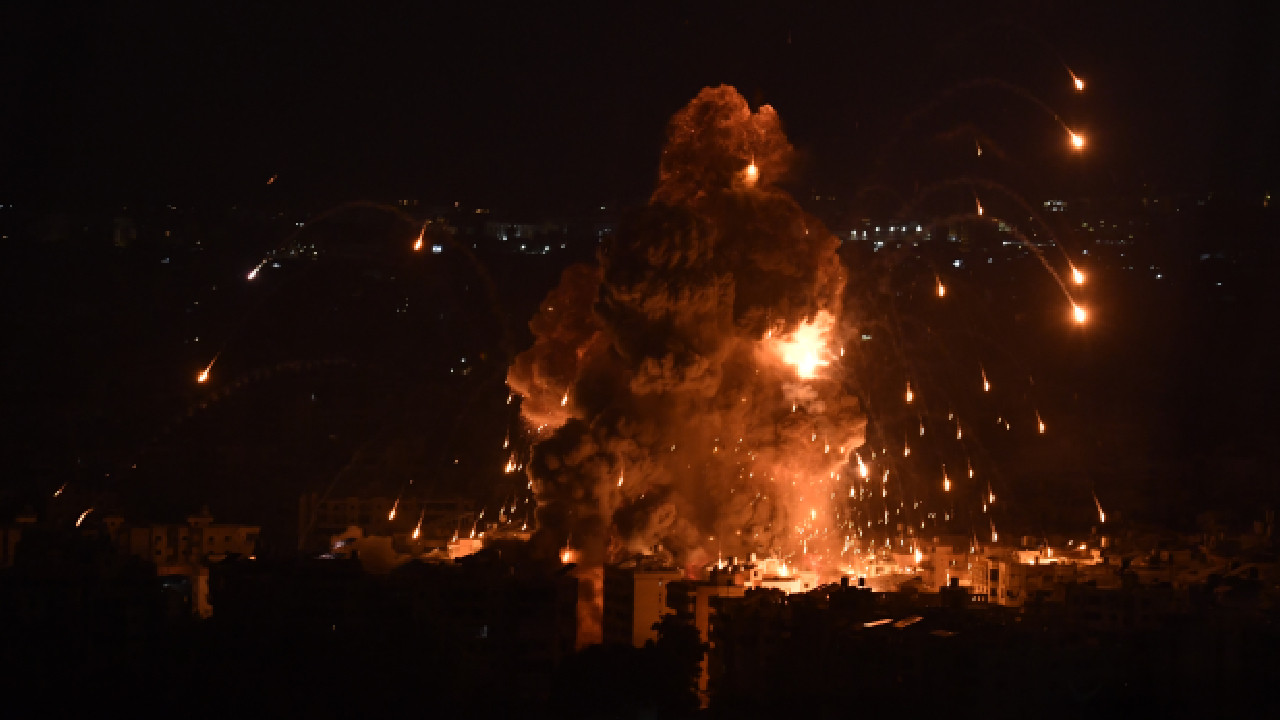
770, 310, 836, 380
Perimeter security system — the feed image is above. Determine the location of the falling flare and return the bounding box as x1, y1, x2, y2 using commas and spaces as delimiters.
197, 354, 219, 384
413, 224, 426, 252
942, 464, 951, 492
956, 422, 963, 440
1071, 265, 1086, 285
1069, 130, 1085, 150
905, 382, 914, 404
975, 198, 984, 216
935, 277, 946, 298
1093, 492, 1107, 523
981, 365, 990, 392
53, 482, 67, 498
1072, 303, 1087, 324
388, 497, 400, 521
412, 509, 424, 539
744, 158, 759, 187
1036, 410, 1046, 434
76, 508, 93, 527
560, 391, 569, 407
856, 454, 869, 478
1069, 71, 1085, 92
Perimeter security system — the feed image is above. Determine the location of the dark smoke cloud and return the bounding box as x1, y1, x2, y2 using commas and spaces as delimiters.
508, 86, 864, 579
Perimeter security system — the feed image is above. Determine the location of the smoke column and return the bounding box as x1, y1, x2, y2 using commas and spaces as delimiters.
507, 86, 866, 643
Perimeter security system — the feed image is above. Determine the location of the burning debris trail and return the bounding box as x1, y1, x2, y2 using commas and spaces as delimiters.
507, 87, 867, 634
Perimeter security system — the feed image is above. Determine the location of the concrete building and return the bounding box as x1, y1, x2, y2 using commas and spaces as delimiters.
603, 561, 683, 647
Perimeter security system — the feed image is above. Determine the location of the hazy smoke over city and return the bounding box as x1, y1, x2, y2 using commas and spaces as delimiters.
507, 86, 866, 592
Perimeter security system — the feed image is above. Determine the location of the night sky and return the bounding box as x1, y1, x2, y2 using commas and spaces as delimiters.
2, 2, 1278, 535
4, 1, 1277, 210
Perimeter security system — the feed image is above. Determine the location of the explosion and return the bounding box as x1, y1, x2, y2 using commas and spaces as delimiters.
507, 86, 865, 638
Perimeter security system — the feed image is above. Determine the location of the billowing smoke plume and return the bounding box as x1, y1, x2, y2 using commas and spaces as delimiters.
508, 87, 866, 582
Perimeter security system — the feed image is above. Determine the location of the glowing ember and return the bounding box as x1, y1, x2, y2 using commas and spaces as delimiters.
905, 382, 914, 403
744, 159, 759, 187
935, 278, 946, 297
560, 546, 580, 564
1072, 303, 1087, 323
388, 497, 399, 521
1069, 131, 1085, 149
1071, 265, 1086, 285
1036, 410, 1046, 434
76, 508, 93, 527
981, 365, 990, 392
1093, 492, 1106, 523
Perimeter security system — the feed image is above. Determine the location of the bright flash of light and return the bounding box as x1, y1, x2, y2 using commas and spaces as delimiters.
1069, 131, 1085, 150
770, 310, 835, 379
1072, 303, 1087, 324
981, 365, 990, 392
76, 508, 93, 527
1071, 265, 1086, 285
560, 391, 569, 407
744, 159, 759, 187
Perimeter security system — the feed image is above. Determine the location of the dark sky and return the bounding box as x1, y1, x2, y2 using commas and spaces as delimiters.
3, 1, 1277, 210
